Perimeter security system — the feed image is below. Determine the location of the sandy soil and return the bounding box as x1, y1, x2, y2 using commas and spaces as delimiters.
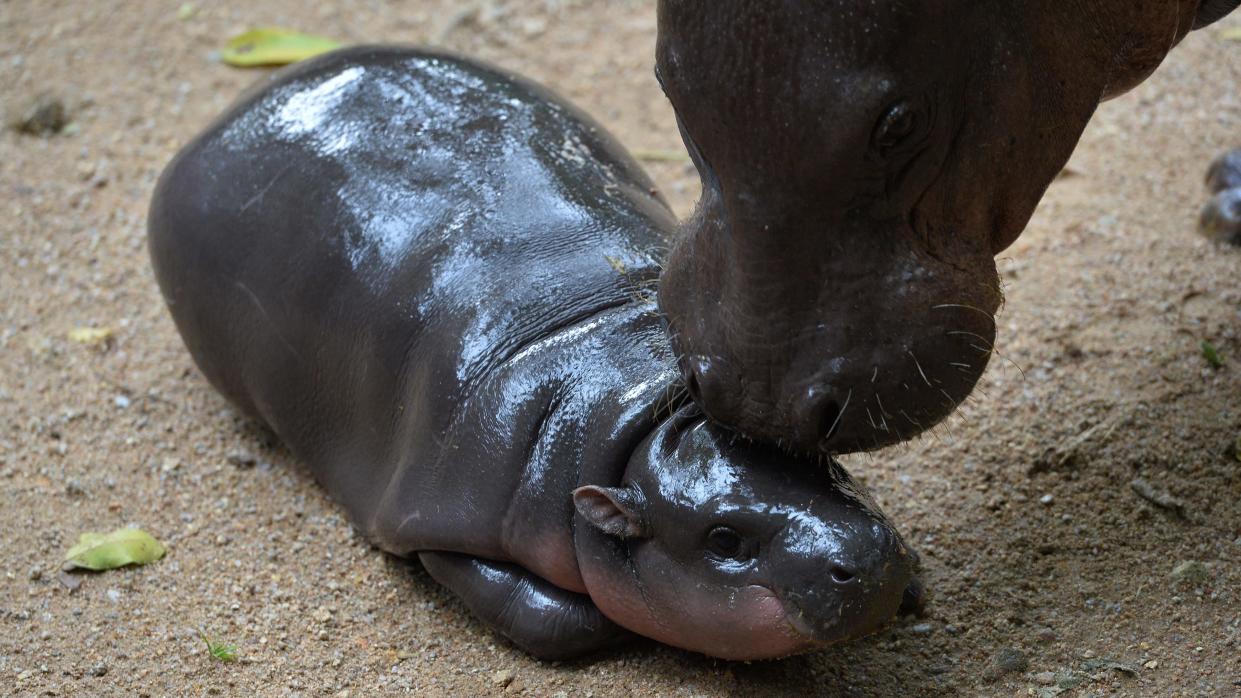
2, 1, 1239, 696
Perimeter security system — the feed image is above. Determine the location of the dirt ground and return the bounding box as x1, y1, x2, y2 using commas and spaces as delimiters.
2, 1, 1239, 696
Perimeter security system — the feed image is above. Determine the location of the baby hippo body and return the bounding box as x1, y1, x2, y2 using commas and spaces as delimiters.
149, 47, 916, 660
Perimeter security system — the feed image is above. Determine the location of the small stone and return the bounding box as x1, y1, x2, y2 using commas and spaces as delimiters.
1033, 671, 1057, 686
87, 663, 107, 677
910, 622, 934, 635
57, 572, 82, 592
492, 669, 514, 687
162, 457, 182, 472
28, 567, 42, 581
226, 450, 256, 468
312, 607, 332, 623
1169, 560, 1210, 587
65, 480, 86, 497
1144, 659, 1159, 669
11, 93, 68, 135
114, 395, 131, 409
991, 647, 1029, 675
1039, 494, 1054, 505
1035, 626, 1057, 644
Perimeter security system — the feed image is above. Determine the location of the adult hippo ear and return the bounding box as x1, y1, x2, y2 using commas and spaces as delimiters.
653, 0, 1228, 455
1197, 0, 1241, 28
573, 486, 651, 539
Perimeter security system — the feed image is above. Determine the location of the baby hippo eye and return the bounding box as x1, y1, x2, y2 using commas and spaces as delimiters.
705, 525, 750, 561
873, 101, 917, 153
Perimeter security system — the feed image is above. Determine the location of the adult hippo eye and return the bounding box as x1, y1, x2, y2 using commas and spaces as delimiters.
705, 525, 751, 562
872, 101, 918, 155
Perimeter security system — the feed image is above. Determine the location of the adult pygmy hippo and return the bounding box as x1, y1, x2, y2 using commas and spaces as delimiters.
654, 0, 1241, 455
148, 47, 918, 660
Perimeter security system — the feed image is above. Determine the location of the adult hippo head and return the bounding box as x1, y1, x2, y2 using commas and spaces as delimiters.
655, 0, 1240, 454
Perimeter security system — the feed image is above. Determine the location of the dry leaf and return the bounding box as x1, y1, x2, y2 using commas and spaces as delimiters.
68, 327, 113, 345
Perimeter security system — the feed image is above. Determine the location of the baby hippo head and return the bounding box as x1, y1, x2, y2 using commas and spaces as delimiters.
572, 410, 916, 660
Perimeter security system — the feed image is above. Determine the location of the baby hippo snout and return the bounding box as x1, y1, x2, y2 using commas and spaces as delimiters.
771, 518, 915, 643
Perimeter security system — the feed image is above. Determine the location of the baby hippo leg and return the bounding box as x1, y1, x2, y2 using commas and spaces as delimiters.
417, 552, 631, 660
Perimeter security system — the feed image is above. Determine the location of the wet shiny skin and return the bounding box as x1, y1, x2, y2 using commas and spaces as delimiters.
149, 47, 914, 660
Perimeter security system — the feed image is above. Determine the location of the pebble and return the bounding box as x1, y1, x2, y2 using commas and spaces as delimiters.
11, 93, 69, 135
114, 395, 131, 409
1035, 626, 1057, 644
1033, 671, 1057, 685
28, 566, 41, 581
1039, 494, 1054, 506
991, 647, 1029, 675
227, 450, 257, 468
911, 623, 934, 635
87, 663, 108, 677
1169, 560, 1209, 586
65, 480, 86, 497
493, 669, 514, 687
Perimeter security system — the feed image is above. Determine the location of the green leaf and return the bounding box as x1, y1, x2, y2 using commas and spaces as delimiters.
1201, 340, 1225, 369
221, 28, 341, 68
64, 527, 166, 571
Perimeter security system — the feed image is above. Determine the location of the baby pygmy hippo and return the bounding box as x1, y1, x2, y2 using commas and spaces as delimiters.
148, 47, 918, 660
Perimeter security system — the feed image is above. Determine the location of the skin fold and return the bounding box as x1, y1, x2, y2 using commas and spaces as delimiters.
654, 0, 1240, 455
148, 47, 918, 661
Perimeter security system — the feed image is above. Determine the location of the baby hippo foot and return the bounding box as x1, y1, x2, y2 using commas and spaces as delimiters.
1199, 148, 1241, 244
417, 552, 632, 660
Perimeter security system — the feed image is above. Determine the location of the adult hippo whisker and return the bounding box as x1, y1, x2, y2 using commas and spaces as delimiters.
907, 350, 933, 388
931, 304, 999, 324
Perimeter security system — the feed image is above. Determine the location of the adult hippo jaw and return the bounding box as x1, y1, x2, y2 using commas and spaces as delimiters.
654, 1, 1235, 455
573, 411, 916, 660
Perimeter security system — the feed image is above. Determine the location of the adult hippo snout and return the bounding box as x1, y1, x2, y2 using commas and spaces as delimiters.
654, 1, 1235, 454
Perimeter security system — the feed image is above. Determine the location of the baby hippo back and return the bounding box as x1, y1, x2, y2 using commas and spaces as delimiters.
148, 46, 675, 532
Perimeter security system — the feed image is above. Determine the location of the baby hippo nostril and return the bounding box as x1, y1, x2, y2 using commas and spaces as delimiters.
829, 563, 857, 585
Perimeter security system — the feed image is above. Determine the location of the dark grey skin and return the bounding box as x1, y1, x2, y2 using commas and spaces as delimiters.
654, 0, 1241, 456
148, 47, 918, 661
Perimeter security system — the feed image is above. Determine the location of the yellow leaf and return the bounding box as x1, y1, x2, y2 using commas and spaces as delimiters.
64, 527, 166, 571
221, 28, 342, 67
68, 327, 113, 345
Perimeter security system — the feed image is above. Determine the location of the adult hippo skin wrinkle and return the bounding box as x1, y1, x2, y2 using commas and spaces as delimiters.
654, 0, 1241, 455
148, 47, 922, 660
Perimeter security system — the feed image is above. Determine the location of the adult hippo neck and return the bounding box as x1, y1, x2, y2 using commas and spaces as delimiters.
654, 0, 1239, 455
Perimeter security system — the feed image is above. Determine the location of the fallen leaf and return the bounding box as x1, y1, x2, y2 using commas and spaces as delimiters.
68, 327, 113, 345
63, 527, 166, 571
221, 28, 341, 67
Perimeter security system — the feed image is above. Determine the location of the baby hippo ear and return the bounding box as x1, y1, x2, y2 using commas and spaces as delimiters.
572, 486, 650, 539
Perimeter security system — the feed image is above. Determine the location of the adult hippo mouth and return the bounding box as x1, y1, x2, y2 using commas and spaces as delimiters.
653, 0, 1240, 455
